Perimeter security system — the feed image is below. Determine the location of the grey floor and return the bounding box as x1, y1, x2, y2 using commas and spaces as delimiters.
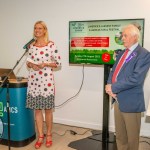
0, 123, 150, 150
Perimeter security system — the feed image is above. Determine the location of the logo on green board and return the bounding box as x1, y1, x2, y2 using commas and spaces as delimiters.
0, 102, 3, 117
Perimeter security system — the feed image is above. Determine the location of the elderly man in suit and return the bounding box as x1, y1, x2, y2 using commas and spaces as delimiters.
105, 24, 150, 150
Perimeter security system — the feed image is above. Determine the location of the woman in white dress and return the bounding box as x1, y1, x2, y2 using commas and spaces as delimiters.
26, 21, 61, 149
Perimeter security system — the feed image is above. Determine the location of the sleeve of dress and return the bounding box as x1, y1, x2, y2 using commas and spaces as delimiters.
51, 43, 61, 67
26, 46, 37, 64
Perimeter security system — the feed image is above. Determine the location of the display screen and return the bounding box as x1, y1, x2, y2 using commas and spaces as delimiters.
69, 19, 144, 65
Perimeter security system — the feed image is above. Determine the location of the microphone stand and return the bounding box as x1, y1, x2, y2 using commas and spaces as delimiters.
0, 49, 29, 150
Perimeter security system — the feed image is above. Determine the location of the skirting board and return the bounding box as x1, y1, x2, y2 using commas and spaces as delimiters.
54, 117, 102, 130
53, 117, 150, 137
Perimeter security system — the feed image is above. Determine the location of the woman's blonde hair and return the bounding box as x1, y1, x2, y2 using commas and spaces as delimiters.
33, 21, 49, 43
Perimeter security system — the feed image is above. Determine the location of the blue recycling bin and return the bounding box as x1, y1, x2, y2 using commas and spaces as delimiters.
0, 79, 36, 147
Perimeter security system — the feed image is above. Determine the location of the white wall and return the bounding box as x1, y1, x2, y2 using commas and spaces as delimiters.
0, 0, 150, 136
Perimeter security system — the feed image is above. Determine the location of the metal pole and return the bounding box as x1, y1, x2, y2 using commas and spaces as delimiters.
6, 82, 11, 150
102, 64, 111, 142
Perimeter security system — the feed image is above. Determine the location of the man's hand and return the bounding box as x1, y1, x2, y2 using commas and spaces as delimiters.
105, 84, 117, 99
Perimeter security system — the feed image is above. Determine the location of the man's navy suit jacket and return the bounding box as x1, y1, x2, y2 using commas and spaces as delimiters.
107, 45, 150, 112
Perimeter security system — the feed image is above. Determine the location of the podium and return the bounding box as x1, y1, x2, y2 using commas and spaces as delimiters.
0, 79, 36, 147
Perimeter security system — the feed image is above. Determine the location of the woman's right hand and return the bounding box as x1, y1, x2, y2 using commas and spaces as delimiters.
32, 64, 40, 71
27, 62, 40, 71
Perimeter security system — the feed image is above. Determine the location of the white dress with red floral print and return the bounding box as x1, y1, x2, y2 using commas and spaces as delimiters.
26, 41, 61, 109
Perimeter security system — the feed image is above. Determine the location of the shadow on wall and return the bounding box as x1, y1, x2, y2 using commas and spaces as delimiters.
146, 96, 150, 123
144, 70, 150, 123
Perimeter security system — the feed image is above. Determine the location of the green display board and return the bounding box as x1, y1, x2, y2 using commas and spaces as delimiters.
69, 19, 144, 65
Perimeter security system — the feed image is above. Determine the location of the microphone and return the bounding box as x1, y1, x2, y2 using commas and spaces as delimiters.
23, 38, 35, 50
